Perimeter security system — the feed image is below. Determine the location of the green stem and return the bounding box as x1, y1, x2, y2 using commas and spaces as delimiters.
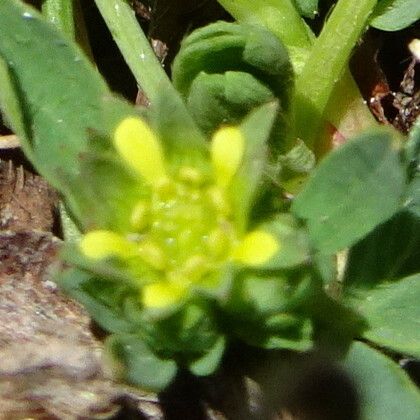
294, 0, 378, 149
41, 0, 76, 39
94, 0, 203, 142
217, 0, 313, 70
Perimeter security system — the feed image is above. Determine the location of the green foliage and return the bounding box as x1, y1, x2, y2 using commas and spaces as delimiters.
0, 0, 419, 410
342, 342, 420, 419
293, 0, 319, 18
292, 129, 406, 253
348, 274, 420, 358
172, 21, 294, 151
371, 0, 420, 31
107, 334, 178, 391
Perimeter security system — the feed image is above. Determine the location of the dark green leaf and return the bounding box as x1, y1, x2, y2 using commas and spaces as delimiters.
348, 274, 420, 358
187, 71, 274, 136
189, 336, 225, 376
371, 0, 420, 31
172, 21, 294, 152
344, 211, 420, 288
342, 342, 420, 419
107, 334, 177, 391
293, 0, 319, 19
292, 129, 406, 254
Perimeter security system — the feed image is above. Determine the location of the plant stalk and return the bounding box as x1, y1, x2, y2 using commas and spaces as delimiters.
41, 0, 76, 39
94, 0, 203, 140
294, 0, 378, 149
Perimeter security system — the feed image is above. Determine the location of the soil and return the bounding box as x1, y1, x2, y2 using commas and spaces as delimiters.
0, 1, 419, 418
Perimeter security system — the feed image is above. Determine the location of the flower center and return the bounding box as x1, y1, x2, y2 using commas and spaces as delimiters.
128, 166, 237, 287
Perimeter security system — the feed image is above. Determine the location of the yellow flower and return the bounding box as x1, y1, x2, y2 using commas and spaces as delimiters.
80, 117, 279, 309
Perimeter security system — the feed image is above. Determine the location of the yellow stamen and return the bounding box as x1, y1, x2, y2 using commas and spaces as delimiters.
182, 255, 208, 281
138, 240, 167, 271
207, 228, 230, 258
211, 126, 244, 188
130, 200, 149, 231
80, 230, 136, 259
233, 230, 279, 266
114, 117, 167, 184
142, 281, 186, 308
206, 186, 230, 216
178, 166, 203, 185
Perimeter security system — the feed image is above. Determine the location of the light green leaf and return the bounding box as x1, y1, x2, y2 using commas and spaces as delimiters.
348, 274, 420, 358
371, 0, 420, 31
342, 342, 420, 420
106, 334, 177, 391
292, 129, 406, 254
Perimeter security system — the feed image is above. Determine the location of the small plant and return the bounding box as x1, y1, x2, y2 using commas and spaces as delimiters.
0, 0, 419, 417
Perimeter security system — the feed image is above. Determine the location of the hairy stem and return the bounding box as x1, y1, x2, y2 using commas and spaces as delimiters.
41, 0, 76, 39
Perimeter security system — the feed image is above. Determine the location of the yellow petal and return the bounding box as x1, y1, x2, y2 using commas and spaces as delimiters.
114, 117, 167, 184
80, 230, 136, 260
233, 230, 279, 266
211, 126, 244, 188
142, 281, 187, 308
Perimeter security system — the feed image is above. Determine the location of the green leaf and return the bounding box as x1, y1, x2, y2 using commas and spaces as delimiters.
141, 303, 220, 358
0, 0, 139, 227
371, 0, 420, 31
292, 129, 406, 254
107, 334, 177, 391
293, 0, 319, 19
189, 336, 225, 376
405, 121, 420, 217
187, 71, 274, 136
58, 267, 136, 334
348, 274, 420, 358
342, 342, 420, 420
172, 21, 294, 151
344, 211, 420, 288
255, 213, 311, 269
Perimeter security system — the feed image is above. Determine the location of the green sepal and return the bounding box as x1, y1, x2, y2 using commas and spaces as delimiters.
347, 274, 420, 359
231, 102, 278, 230
106, 334, 178, 392
252, 213, 311, 270
292, 128, 406, 254
342, 342, 420, 419
189, 336, 226, 376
